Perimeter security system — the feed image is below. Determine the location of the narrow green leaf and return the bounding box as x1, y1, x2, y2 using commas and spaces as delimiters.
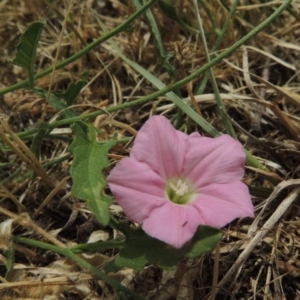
35, 87, 77, 119
55, 73, 87, 106
132, 0, 175, 78
30, 122, 48, 157
69, 123, 116, 226
105, 226, 222, 271
9, 20, 46, 89
5, 245, 15, 278
158, 0, 199, 33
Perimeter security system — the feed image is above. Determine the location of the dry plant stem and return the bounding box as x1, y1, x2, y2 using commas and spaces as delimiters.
179, 62, 202, 116
263, 228, 279, 300
0, 276, 77, 292
211, 241, 220, 300
255, 57, 271, 132
14, 243, 38, 259
215, 181, 300, 296
156, 93, 259, 112
0, 183, 26, 211
186, 83, 202, 116
250, 74, 300, 141
242, 45, 264, 132
0, 275, 9, 283
271, 225, 282, 300
109, 119, 138, 136
41, 0, 75, 123
249, 179, 300, 234
252, 264, 264, 300
33, 176, 70, 218
0, 119, 49, 187
0, 179, 29, 204
0, 275, 22, 297
237, 2, 284, 10
269, 104, 300, 141
245, 166, 283, 182
264, 261, 272, 300
0, 206, 66, 248
50, 3, 86, 46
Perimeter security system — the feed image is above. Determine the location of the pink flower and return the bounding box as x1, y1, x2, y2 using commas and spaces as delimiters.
107, 116, 254, 248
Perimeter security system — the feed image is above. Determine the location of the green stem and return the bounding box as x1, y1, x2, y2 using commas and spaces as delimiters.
198, 0, 216, 31
195, 0, 239, 95
70, 239, 125, 254
193, 0, 237, 138
0, 0, 159, 96
108, 216, 132, 235
12, 235, 143, 300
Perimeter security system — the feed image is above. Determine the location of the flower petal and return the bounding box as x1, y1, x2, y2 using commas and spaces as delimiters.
142, 202, 202, 248
107, 157, 166, 223
191, 181, 254, 228
131, 116, 188, 179
184, 134, 246, 188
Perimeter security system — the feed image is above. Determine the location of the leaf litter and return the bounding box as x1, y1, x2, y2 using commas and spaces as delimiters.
1, 0, 300, 299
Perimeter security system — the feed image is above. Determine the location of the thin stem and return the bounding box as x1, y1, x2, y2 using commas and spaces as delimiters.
70, 239, 125, 254
192, 0, 236, 138
195, 0, 239, 95
109, 216, 131, 235
12, 235, 143, 300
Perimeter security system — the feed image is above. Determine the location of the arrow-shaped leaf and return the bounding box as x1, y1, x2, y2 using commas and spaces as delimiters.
9, 20, 46, 89
70, 123, 116, 226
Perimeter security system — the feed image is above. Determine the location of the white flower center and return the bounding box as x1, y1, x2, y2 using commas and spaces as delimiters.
169, 179, 189, 196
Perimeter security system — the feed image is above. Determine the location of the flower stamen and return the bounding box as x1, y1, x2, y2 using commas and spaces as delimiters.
166, 178, 195, 205
169, 179, 189, 196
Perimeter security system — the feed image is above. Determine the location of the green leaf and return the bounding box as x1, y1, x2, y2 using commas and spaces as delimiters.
30, 122, 48, 157
63, 80, 86, 106
55, 71, 88, 106
69, 123, 116, 226
105, 226, 222, 272
35, 87, 77, 119
9, 20, 46, 89
5, 244, 15, 278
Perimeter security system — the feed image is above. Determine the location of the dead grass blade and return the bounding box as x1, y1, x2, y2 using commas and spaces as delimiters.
0, 206, 66, 248
0, 183, 26, 211
33, 176, 70, 217
0, 118, 50, 186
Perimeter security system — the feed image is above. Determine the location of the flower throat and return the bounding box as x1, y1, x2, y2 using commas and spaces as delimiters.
166, 178, 194, 205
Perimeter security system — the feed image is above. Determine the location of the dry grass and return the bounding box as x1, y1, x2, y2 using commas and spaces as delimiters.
1, 0, 300, 299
